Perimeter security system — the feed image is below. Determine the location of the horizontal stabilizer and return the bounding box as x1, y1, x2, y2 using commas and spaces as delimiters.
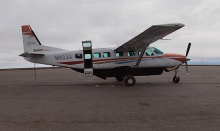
19, 52, 44, 58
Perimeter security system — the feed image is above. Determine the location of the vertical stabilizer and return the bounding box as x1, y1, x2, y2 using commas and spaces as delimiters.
21, 25, 43, 54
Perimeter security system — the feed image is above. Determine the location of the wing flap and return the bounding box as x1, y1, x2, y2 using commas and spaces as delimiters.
115, 23, 184, 52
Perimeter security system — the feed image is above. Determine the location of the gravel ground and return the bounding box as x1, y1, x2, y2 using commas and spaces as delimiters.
0, 66, 219, 131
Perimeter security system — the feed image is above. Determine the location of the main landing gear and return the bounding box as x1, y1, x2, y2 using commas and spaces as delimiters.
173, 69, 180, 83
115, 75, 136, 86
125, 75, 136, 86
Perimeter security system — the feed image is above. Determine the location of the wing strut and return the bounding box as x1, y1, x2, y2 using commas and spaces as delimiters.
134, 47, 146, 67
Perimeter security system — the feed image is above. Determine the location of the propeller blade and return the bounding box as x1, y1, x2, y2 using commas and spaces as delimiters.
185, 43, 191, 75
186, 43, 191, 57
185, 61, 189, 75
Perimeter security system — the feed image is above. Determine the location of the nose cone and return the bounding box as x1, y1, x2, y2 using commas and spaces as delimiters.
186, 57, 191, 61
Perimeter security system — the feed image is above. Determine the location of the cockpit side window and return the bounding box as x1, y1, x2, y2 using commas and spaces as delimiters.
138, 49, 154, 56
151, 47, 164, 55
146, 49, 154, 56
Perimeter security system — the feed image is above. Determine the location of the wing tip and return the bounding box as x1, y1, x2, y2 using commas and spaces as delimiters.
154, 23, 185, 27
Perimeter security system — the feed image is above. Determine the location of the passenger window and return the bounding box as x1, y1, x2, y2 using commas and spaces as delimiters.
115, 52, 123, 57
75, 53, 82, 59
127, 51, 135, 56
84, 54, 91, 59
146, 50, 154, 56
103, 52, 111, 57
93, 52, 101, 58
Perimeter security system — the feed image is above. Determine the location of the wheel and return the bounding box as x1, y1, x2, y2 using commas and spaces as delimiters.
173, 75, 180, 83
115, 76, 125, 81
125, 75, 136, 86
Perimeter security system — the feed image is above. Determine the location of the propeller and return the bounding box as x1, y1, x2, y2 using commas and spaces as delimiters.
185, 43, 191, 75
186, 43, 191, 57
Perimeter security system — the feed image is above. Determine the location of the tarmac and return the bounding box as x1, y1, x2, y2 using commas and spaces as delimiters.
0, 66, 220, 131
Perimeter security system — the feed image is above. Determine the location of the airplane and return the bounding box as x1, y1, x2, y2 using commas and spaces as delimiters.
19, 23, 191, 86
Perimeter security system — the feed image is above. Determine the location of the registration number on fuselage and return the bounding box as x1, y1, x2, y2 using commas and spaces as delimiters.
54, 54, 72, 60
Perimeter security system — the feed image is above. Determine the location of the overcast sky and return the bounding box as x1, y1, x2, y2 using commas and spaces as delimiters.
0, 0, 220, 68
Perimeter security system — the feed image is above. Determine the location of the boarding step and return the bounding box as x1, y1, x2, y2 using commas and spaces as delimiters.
84, 68, 93, 81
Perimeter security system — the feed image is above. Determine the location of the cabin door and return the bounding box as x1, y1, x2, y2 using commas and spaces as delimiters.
82, 40, 93, 81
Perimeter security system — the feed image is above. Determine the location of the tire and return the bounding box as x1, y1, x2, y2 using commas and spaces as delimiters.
116, 76, 125, 81
125, 75, 136, 86
173, 76, 180, 83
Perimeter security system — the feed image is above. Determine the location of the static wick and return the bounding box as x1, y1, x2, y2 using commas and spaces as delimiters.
115, 41, 119, 47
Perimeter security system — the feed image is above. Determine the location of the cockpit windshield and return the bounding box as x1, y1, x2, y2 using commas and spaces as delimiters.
151, 47, 164, 55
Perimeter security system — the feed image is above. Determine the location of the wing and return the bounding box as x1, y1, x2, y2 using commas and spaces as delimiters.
114, 23, 185, 52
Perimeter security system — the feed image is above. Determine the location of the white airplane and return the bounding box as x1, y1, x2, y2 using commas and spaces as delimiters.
19, 23, 191, 86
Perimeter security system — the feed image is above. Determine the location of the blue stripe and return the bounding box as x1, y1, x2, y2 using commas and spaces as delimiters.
115, 58, 154, 64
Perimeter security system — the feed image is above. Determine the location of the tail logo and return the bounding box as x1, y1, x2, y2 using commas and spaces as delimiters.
26, 41, 35, 45
33, 49, 43, 52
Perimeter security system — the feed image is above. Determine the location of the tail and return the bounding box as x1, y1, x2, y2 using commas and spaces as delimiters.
20, 25, 67, 57
21, 25, 43, 54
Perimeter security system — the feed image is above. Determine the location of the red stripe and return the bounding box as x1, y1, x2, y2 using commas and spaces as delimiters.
160, 53, 186, 63
58, 57, 153, 65
58, 54, 186, 65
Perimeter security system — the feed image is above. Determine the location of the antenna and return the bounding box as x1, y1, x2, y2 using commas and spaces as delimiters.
115, 41, 119, 47
76, 45, 81, 50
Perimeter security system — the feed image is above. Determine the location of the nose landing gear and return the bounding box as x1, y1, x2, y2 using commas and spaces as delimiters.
173, 69, 180, 83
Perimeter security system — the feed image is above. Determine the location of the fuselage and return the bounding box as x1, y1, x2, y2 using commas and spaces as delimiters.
24, 46, 186, 70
